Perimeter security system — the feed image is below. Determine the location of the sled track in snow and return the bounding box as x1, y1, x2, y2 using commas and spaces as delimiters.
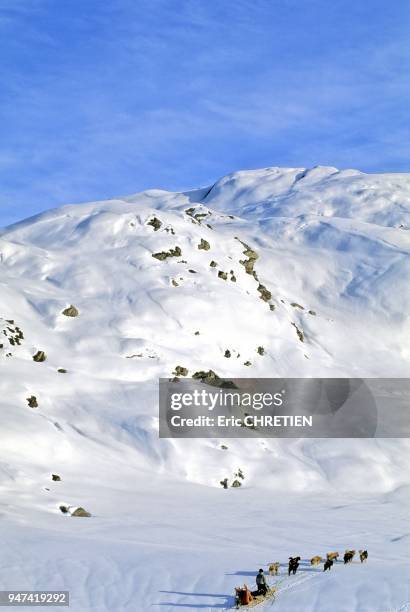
275, 570, 321, 595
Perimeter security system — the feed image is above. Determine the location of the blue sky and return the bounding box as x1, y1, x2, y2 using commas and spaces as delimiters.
1, 0, 409, 226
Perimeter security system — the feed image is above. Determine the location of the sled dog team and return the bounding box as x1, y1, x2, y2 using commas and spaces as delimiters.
235, 550, 368, 607
267, 549, 368, 576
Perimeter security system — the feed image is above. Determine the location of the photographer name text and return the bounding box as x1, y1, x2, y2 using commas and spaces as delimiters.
170, 414, 313, 428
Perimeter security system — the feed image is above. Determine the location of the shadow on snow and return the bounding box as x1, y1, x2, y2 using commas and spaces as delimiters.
156, 590, 233, 609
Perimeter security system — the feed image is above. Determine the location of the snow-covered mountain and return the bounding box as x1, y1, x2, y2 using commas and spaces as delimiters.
0, 166, 409, 611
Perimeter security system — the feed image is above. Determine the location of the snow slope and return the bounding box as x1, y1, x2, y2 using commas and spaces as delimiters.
0, 166, 409, 611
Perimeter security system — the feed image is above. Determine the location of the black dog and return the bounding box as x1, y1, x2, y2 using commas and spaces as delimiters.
323, 559, 334, 571
288, 556, 301, 575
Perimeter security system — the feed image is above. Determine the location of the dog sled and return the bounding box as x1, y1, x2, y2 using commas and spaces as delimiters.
234, 584, 276, 608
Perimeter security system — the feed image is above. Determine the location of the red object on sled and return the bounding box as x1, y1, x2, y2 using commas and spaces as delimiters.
235, 584, 253, 605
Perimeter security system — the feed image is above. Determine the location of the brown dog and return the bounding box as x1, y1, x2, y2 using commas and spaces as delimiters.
268, 562, 280, 575
326, 552, 339, 562
310, 556, 322, 566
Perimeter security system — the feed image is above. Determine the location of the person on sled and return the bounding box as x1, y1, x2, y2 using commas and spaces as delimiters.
255, 568, 268, 596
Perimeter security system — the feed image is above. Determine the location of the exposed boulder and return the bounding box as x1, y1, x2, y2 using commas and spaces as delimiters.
173, 366, 188, 376
257, 284, 272, 302
33, 350, 46, 362
192, 370, 221, 385
257, 346, 265, 355
185, 207, 210, 223
220, 478, 228, 489
0, 319, 24, 352
26, 395, 38, 408
62, 305, 79, 317
192, 370, 236, 388
52, 474, 61, 481
152, 252, 169, 261
198, 238, 210, 251
210, 260, 218, 267
57, 368, 67, 373
194, 213, 208, 221
236, 238, 259, 275
147, 217, 162, 231
152, 246, 182, 260
231, 479, 242, 488
71, 507, 91, 517
218, 271, 228, 280
234, 239, 274, 304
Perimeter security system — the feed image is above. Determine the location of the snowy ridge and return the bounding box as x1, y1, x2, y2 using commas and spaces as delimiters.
0, 166, 409, 611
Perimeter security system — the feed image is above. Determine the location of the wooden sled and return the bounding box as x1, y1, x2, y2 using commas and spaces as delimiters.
234, 584, 276, 608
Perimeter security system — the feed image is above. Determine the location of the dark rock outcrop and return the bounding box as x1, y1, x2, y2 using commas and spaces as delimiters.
291, 322, 305, 342
198, 238, 210, 251
257, 284, 272, 302
152, 246, 182, 260
173, 366, 188, 376
71, 507, 91, 517
62, 305, 79, 317
192, 370, 236, 388
26, 395, 38, 408
147, 217, 162, 231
